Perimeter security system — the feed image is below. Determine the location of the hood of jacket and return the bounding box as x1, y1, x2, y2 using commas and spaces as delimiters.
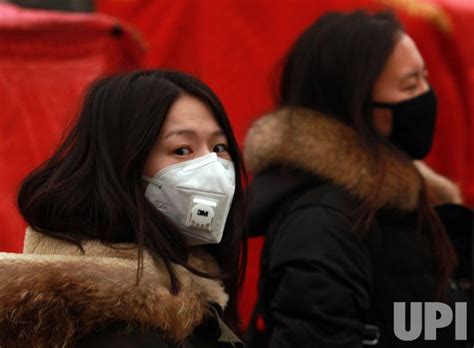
244, 108, 426, 228
247, 165, 321, 234
0, 227, 228, 347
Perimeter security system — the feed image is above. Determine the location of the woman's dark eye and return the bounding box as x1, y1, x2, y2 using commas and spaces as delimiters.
174, 147, 191, 156
213, 144, 228, 153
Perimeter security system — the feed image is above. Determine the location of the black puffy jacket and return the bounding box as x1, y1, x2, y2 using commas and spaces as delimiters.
244, 108, 472, 348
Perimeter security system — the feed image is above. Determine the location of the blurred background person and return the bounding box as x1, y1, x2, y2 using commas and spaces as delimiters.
245, 10, 472, 347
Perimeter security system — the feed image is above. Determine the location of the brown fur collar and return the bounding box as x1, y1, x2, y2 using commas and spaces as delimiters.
0, 228, 228, 347
244, 108, 424, 211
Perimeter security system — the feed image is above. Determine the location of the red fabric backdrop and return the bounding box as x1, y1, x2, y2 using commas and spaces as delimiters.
0, 4, 144, 252
0, 0, 472, 328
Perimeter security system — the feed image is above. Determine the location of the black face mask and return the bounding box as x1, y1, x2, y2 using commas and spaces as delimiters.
372, 88, 437, 159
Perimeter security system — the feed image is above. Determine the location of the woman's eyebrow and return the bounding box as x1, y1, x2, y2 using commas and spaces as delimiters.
163, 129, 225, 139
211, 130, 226, 137
399, 65, 426, 84
163, 129, 197, 139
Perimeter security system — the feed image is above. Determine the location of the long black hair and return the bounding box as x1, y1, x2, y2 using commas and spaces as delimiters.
280, 10, 456, 297
17, 70, 248, 327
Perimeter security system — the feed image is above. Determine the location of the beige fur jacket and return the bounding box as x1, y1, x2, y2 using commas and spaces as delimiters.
0, 228, 230, 347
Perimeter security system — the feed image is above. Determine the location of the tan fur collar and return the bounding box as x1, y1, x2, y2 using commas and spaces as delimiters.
244, 108, 423, 211
0, 228, 228, 347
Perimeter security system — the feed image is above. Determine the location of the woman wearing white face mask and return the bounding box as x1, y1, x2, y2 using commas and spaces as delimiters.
0, 71, 247, 347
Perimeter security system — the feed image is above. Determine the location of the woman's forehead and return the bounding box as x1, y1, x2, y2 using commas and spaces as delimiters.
384, 34, 425, 79
161, 95, 224, 137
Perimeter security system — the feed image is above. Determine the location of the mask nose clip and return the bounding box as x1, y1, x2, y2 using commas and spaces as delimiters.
187, 197, 218, 231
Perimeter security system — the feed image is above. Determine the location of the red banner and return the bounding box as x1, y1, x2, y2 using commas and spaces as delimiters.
0, 4, 143, 252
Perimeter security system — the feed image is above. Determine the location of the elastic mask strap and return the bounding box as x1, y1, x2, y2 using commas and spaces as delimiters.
142, 176, 162, 189
371, 101, 394, 109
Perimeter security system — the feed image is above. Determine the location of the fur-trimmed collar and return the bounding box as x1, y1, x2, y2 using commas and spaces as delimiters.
244, 108, 423, 211
0, 228, 228, 347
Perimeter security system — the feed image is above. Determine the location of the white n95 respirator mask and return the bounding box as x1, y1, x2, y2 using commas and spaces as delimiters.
143, 152, 236, 245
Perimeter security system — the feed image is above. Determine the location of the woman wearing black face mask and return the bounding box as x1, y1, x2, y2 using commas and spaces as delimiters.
245, 11, 472, 348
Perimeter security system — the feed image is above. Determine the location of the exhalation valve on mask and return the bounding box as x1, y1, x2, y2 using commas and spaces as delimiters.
187, 197, 217, 230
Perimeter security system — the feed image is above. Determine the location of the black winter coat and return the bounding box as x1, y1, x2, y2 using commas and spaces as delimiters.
244, 108, 472, 348
76, 305, 242, 348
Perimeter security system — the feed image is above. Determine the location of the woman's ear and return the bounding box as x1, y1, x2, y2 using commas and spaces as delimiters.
413, 160, 463, 206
